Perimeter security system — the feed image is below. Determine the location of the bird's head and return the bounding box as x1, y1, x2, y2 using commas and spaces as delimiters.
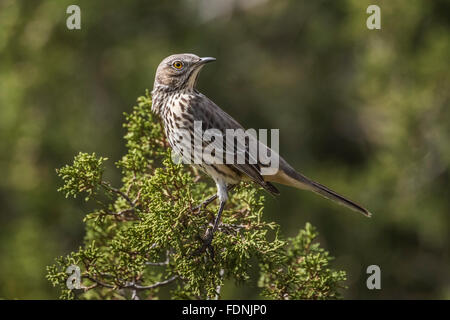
153, 53, 216, 92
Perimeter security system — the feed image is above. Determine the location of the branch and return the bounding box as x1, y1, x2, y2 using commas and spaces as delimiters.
101, 181, 134, 207
129, 275, 178, 290
99, 181, 142, 220
84, 275, 178, 291
215, 269, 224, 300
146, 250, 171, 266
85, 276, 115, 289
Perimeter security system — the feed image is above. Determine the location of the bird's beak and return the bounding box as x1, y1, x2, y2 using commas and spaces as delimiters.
198, 57, 216, 65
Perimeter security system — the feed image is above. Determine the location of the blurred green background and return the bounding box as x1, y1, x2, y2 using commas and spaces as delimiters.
0, 0, 449, 299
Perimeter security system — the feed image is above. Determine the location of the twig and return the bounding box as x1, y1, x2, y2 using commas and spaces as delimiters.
214, 269, 225, 300
101, 181, 134, 207
215, 223, 247, 235
146, 250, 170, 266
132, 188, 142, 206
80, 283, 98, 291
85, 275, 178, 291
86, 276, 115, 288
129, 275, 178, 290
126, 174, 137, 197
131, 289, 139, 300
146, 260, 169, 267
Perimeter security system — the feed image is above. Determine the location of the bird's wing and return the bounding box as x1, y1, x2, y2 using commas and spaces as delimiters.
190, 94, 279, 195
188, 94, 370, 216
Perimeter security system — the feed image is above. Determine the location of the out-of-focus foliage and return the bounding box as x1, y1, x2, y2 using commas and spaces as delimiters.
0, 0, 449, 299
46, 94, 345, 300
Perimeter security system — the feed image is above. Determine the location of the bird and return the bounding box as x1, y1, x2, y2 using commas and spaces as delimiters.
151, 53, 371, 255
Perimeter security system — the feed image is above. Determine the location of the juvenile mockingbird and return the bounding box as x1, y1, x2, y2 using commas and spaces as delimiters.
151, 53, 371, 254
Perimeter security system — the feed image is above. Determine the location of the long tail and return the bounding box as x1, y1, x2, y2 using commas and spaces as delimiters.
265, 161, 372, 217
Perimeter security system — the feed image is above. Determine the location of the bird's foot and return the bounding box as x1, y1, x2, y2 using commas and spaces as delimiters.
192, 229, 215, 260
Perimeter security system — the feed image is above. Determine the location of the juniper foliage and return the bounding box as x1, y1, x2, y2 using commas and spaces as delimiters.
46, 92, 347, 300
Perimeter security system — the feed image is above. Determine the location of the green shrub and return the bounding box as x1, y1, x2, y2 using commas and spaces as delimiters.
46, 92, 346, 300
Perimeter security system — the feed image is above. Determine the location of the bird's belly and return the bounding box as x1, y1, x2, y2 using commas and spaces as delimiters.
195, 163, 241, 185
161, 95, 242, 184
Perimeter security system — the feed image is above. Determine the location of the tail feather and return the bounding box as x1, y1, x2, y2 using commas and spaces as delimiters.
265, 162, 372, 217
301, 176, 372, 217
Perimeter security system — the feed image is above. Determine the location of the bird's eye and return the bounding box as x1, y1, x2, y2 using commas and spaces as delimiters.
172, 61, 183, 69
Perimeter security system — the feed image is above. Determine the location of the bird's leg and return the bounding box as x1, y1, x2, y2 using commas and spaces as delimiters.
193, 181, 230, 258
194, 200, 226, 258
192, 184, 237, 212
